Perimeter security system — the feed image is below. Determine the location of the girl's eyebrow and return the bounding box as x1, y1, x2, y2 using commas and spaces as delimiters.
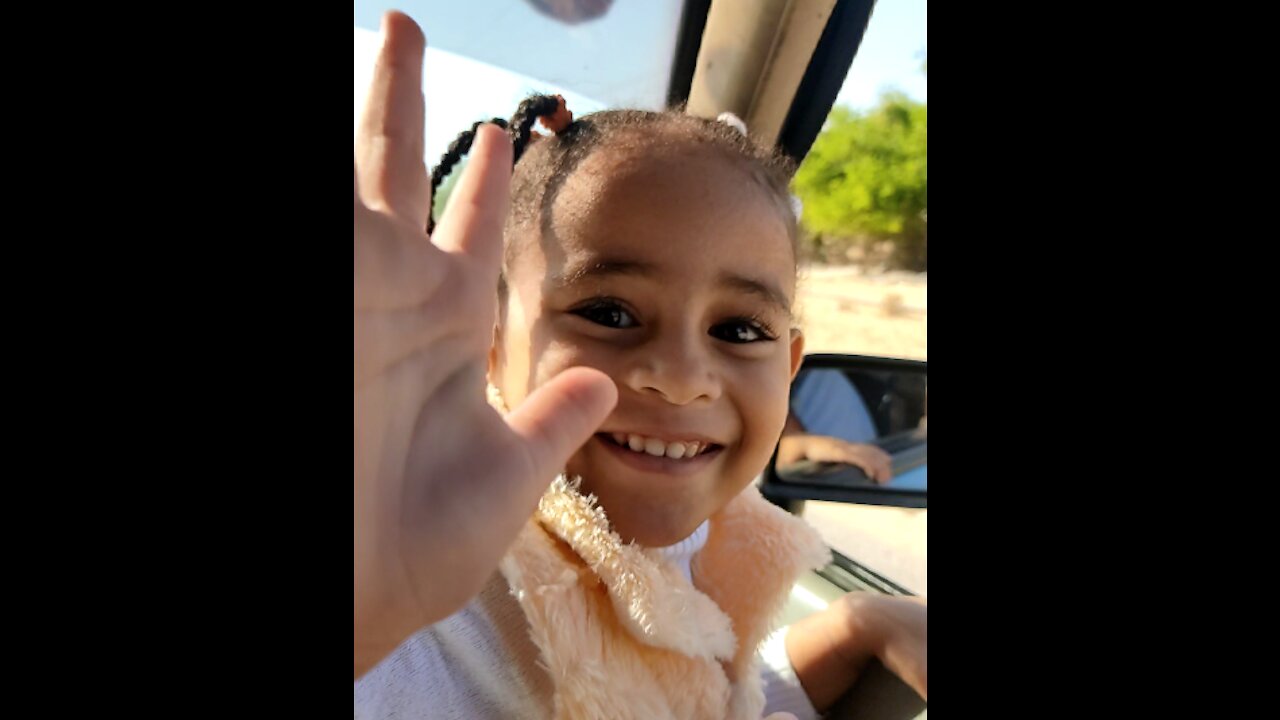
553, 257, 792, 315
553, 258, 656, 287
718, 272, 792, 315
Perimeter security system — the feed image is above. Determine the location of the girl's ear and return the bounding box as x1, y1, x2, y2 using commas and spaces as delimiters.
788, 328, 805, 382
487, 323, 501, 382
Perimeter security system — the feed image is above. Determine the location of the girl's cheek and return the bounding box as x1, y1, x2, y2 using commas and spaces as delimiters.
533, 340, 602, 387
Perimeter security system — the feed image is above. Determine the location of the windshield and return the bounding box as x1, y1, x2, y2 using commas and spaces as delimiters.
356, 0, 687, 109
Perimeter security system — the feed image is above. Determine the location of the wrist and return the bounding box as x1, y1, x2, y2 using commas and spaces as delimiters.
837, 593, 889, 661
354, 569, 424, 679
776, 435, 807, 466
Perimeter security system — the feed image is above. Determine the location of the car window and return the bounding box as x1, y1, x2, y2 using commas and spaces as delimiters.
354, 25, 608, 175
355, 0, 687, 111
789, 0, 927, 595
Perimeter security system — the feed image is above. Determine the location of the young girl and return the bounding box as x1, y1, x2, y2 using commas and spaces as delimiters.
354, 13, 925, 719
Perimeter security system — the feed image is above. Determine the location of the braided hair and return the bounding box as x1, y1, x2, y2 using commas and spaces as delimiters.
428, 94, 796, 252
427, 95, 571, 233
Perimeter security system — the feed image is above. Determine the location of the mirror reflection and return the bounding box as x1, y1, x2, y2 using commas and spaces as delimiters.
777, 366, 927, 492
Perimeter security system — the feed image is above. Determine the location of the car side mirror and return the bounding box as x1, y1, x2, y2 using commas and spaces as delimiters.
762, 354, 927, 511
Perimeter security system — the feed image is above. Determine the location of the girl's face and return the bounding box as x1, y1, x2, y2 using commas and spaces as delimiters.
491, 142, 804, 547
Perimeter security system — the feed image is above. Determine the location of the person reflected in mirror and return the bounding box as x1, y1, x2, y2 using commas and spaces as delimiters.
776, 368, 893, 483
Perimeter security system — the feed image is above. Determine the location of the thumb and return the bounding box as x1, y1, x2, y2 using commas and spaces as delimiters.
506, 367, 617, 489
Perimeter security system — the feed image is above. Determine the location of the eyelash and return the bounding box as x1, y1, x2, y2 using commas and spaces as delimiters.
571, 299, 639, 329
711, 317, 778, 344
570, 299, 778, 344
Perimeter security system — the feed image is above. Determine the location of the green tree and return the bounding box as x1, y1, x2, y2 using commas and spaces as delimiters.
792, 92, 927, 270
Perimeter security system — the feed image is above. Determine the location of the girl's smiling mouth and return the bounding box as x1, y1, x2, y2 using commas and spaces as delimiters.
592, 432, 725, 475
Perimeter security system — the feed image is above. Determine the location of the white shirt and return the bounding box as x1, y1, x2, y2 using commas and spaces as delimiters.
355, 520, 819, 720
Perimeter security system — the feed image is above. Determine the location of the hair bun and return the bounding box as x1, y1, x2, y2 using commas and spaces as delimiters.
538, 95, 574, 134
716, 112, 748, 137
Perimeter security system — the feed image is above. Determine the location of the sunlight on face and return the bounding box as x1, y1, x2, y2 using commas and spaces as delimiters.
494, 139, 803, 546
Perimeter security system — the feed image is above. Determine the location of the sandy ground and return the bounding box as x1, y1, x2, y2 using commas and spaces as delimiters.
791, 266, 928, 596
795, 265, 927, 359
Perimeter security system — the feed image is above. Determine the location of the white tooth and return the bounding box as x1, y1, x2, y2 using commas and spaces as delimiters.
612, 432, 627, 446
665, 442, 687, 459
628, 434, 646, 452
644, 438, 666, 457
688, 442, 701, 456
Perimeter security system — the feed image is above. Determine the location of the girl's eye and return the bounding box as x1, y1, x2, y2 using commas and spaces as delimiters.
710, 320, 776, 344
572, 301, 638, 329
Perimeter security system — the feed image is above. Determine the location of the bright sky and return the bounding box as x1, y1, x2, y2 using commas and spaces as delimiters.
836, 0, 927, 109
353, 29, 607, 173
355, 0, 926, 164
